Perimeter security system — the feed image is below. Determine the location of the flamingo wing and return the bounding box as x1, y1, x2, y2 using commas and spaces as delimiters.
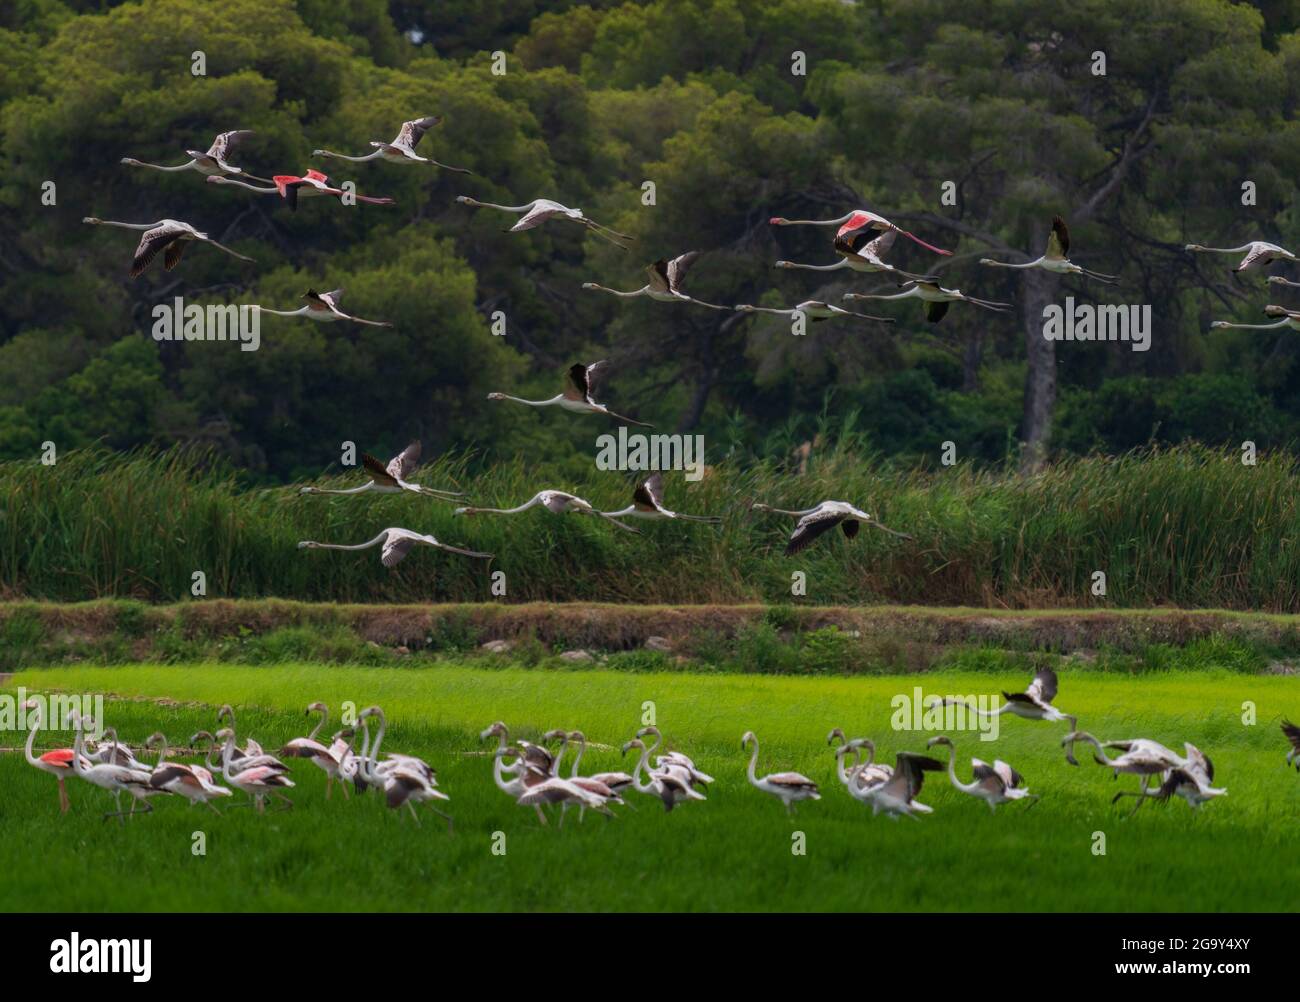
1282, 719, 1300, 751
163, 238, 188, 271
766, 772, 818, 791
381, 534, 415, 568
924, 300, 950, 324
665, 251, 701, 292
207, 130, 252, 162
785, 506, 844, 555
361, 452, 400, 487
1024, 667, 1059, 705
130, 225, 184, 278
394, 116, 441, 151
387, 441, 421, 481
1237, 243, 1273, 271
1046, 216, 1070, 259
634, 472, 666, 511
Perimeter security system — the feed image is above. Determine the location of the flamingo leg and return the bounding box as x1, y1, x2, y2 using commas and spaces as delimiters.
58, 777, 70, 814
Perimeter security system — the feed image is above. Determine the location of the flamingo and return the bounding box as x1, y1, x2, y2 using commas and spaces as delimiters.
312, 115, 473, 173
637, 726, 714, 787
121, 130, 268, 181
567, 730, 635, 803
770, 209, 952, 256
479, 721, 555, 780
455, 489, 640, 534
582, 253, 727, 309
22, 700, 82, 813
81, 217, 254, 277
1060, 731, 1184, 802
601, 472, 722, 524
144, 733, 231, 813
826, 731, 891, 792
206, 170, 396, 211
356, 706, 453, 830
928, 667, 1078, 758
750, 499, 913, 555
482, 726, 551, 824
299, 442, 464, 501
741, 731, 819, 814
69, 716, 159, 822
455, 195, 633, 248
550, 730, 625, 824
1185, 239, 1298, 272
255, 288, 392, 327
297, 526, 493, 567
1267, 276, 1300, 288
926, 736, 1039, 811
1210, 305, 1300, 331
776, 228, 939, 283
216, 705, 265, 760
487, 360, 653, 427
843, 282, 1011, 324
1283, 719, 1300, 770
620, 737, 706, 812
734, 300, 894, 324
506, 729, 612, 825
217, 728, 295, 812
979, 216, 1116, 283
278, 703, 350, 799
858, 751, 944, 819
1110, 743, 1226, 813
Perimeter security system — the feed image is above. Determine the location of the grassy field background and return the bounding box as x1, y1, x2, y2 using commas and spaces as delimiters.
2, 661, 1295, 912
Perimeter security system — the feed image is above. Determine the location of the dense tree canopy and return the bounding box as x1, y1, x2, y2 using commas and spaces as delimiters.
2, 0, 1300, 480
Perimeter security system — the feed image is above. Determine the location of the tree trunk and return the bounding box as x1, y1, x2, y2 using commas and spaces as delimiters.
1018, 262, 1059, 474
962, 330, 983, 393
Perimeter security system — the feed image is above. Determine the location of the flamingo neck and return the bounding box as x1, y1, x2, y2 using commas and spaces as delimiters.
308, 708, 326, 742
746, 740, 760, 783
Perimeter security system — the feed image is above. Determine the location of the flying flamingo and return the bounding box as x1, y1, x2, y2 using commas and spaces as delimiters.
22, 701, 81, 813
456, 490, 640, 532
926, 736, 1039, 811
1210, 305, 1300, 331
620, 737, 707, 812
1185, 239, 1298, 272
858, 751, 944, 819
121, 130, 268, 180
1283, 719, 1300, 770
582, 253, 727, 309
601, 472, 722, 524
979, 216, 1116, 283
256, 288, 392, 327
741, 730, 820, 814
297, 526, 493, 568
488, 361, 653, 427
217, 727, 295, 813
1267, 276, 1300, 288
299, 442, 464, 501
206, 170, 396, 211
750, 499, 913, 555
1062, 732, 1191, 813
69, 716, 159, 822
456, 195, 633, 248
81, 217, 254, 277
930, 668, 1078, 757
144, 732, 232, 813
279, 703, 350, 799
770, 209, 952, 256
734, 300, 894, 324
1110, 742, 1226, 813
313, 115, 473, 173
843, 282, 1011, 324
776, 228, 939, 282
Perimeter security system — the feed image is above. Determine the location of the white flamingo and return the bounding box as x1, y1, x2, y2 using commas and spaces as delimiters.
144, 732, 232, 813
299, 442, 463, 501
356, 706, 453, 830
582, 252, 727, 309
930, 667, 1078, 758
1110, 742, 1226, 813
844, 282, 1011, 324
206, 170, 396, 211
1185, 239, 1298, 272
601, 472, 721, 524
69, 716, 159, 822
621, 737, 707, 812
297, 526, 493, 568
1210, 305, 1300, 331
826, 731, 891, 792
734, 300, 894, 324
455, 489, 640, 534
278, 703, 349, 799
770, 209, 952, 256
312, 115, 473, 173
456, 195, 633, 248
255, 288, 392, 327
487, 360, 653, 427
980, 216, 1116, 283
1060, 731, 1183, 799
122, 130, 268, 180
751, 499, 912, 555
776, 228, 938, 282
567, 730, 635, 803
741, 730, 820, 814
82, 217, 254, 277
926, 735, 1039, 811
217, 727, 295, 813
858, 751, 944, 819
637, 726, 714, 787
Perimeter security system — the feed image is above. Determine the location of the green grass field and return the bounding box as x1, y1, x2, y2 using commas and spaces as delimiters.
2, 661, 1296, 912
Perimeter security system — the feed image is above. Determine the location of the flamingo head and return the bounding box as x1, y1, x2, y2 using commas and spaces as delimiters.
620, 738, 644, 757
926, 735, 953, 749
205, 176, 231, 186
479, 721, 508, 741
144, 732, 166, 748
486, 392, 506, 400
734, 304, 756, 313
581, 282, 599, 290
543, 728, 567, 742
636, 725, 660, 740
826, 727, 845, 746
310, 149, 328, 157
741, 730, 757, 747
82, 217, 102, 225
298, 486, 319, 494
297, 540, 319, 549
455, 195, 479, 206
217, 705, 234, 722
1264, 305, 1289, 318
769, 217, 789, 225
307, 701, 327, 714
774, 260, 794, 268
453, 506, 473, 516
215, 727, 235, 742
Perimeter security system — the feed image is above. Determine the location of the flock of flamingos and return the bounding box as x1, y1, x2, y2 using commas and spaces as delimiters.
22, 669, 1300, 827
52, 116, 1300, 826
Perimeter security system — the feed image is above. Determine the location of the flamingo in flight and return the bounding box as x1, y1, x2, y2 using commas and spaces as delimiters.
770, 209, 952, 256
257, 288, 391, 327
1267, 276, 1300, 288
206, 169, 396, 211
456, 195, 633, 249
734, 300, 894, 324
926, 736, 1038, 811
844, 282, 1011, 324
979, 216, 1116, 283
1283, 719, 1300, 770
22, 700, 83, 813
1210, 305, 1300, 332
488, 361, 653, 427
859, 751, 944, 819
750, 499, 913, 555
299, 442, 464, 501
601, 472, 722, 524
1061, 732, 1197, 814
1110, 742, 1225, 814
81, 217, 254, 278
931, 667, 1078, 757
776, 228, 939, 283
582, 252, 727, 309
313, 115, 473, 173
297, 527, 493, 567
121, 129, 269, 181
1185, 239, 1298, 273
455, 490, 641, 534
741, 730, 820, 814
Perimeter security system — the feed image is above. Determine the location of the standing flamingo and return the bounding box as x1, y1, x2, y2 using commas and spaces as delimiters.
144, 733, 232, 813
741, 730, 820, 814
22, 701, 81, 813
621, 737, 706, 812
217, 727, 295, 813
81, 217, 254, 277
279, 703, 350, 799
69, 716, 159, 822
979, 217, 1116, 283
356, 706, 453, 829
770, 209, 952, 256
582, 253, 727, 309
456, 195, 633, 248
206, 170, 396, 210
487, 361, 653, 427
1283, 719, 1300, 770
298, 526, 493, 567
299, 441, 464, 501
601, 473, 722, 524
121, 130, 268, 180
313, 115, 473, 173
926, 736, 1039, 811
858, 751, 944, 819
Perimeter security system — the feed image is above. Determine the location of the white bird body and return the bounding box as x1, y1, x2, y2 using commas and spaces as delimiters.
1186, 239, 1297, 272
602, 473, 721, 523
313, 116, 473, 173
979, 217, 1116, 283
145, 733, 232, 811
751, 499, 911, 555
356, 707, 453, 829
934, 668, 1078, 759
257, 287, 392, 327
456, 489, 639, 533
82, 216, 254, 277
299, 442, 463, 500
457, 195, 633, 248
298, 526, 493, 568
858, 751, 943, 819
584, 252, 727, 308
488, 360, 653, 427
1211, 304, 1300, 332
622, 738, 706, 811
218, 728, 294, 812
735, 299, 894, 323
844, 281, 1010, 324
927, 736, 1038, 811
70, 720, 160, 821
742, 730, 820, 814
122, 130, 266, 180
